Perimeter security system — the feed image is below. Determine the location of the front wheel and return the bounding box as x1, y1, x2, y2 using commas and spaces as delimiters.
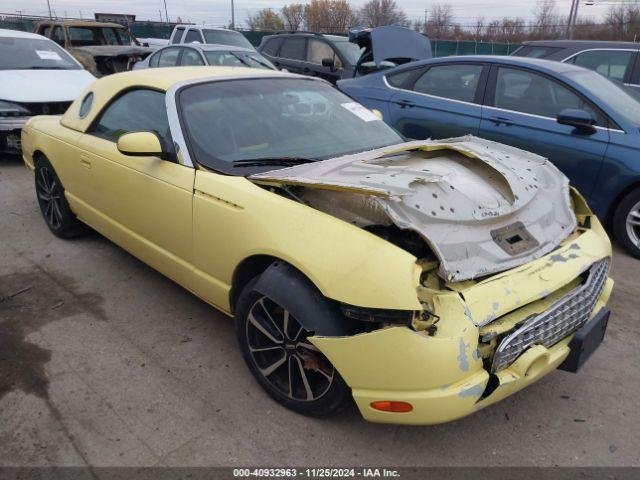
613, 189, 640, 259
235, 277, 350, 417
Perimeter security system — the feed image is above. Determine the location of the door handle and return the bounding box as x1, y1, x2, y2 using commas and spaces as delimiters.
396, 99, 415, 109
489, 116, 514, 126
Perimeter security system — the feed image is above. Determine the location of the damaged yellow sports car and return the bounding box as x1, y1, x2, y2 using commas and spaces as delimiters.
21, 67, 614, 425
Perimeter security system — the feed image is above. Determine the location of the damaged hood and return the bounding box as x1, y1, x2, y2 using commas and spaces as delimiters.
250, 136, 577, 282
71, 45, 154, 58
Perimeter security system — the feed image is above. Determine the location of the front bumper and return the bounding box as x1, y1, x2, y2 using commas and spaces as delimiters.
310, 218, 613, 425
1, 117, 30, 153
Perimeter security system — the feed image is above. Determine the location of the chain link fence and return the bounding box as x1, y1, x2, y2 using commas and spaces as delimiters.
0, 16, 520, 56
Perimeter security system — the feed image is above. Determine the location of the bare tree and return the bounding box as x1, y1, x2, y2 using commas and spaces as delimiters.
605, 2, 640, 40
304, 0, 355, 33
358, 0, 408, 28
472, 17, 485, 40
246, 9, 284, 31
281, 3, 305, 31
425, 4, 454, 38
531, 0, 561, 39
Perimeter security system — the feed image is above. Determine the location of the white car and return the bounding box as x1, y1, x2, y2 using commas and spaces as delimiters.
168, 25, 255, 50
0, 29, 94, 154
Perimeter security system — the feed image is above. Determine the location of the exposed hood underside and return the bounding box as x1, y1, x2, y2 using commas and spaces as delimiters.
250, 136, 577, 282
349, 25, 432, 65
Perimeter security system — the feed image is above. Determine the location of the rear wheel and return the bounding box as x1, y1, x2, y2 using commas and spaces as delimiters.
235, 277, 350, 416
35, 156, 84, 239
613, 189, 640, 259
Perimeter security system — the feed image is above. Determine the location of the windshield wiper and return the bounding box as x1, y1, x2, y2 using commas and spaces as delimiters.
233, 157, 317, 168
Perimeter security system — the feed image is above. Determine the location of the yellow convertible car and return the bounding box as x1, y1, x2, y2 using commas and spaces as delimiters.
21, 67, 614, 425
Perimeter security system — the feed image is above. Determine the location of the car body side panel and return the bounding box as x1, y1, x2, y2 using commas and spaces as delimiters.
338, 76, 397, 121
389, 89, 483, 140
191, 170, 423, 313
479, 110, 609, 201
588, 130, 640, 219
23, 117, 197, 292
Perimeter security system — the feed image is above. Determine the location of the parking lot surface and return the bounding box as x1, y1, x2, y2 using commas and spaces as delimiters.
1, 154, 639, 467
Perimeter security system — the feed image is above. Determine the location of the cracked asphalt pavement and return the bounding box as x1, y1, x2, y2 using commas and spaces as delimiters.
1, 154, 639, 467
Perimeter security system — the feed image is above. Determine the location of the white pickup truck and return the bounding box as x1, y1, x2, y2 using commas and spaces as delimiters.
168, 25, 255, 50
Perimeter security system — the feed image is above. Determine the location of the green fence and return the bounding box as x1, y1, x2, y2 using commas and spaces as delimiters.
0, 18, 520, 56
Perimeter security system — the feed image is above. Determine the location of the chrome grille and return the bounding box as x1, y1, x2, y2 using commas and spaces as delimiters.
491, 259, 609, 373
0, 117, 30, 130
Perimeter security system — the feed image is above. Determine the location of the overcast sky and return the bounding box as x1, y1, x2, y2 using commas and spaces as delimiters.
2, 0, 616, 28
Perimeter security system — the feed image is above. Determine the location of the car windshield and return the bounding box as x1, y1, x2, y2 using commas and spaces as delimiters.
203, 51, 275, 69
69, 26, 133, 46
179, 78, 402, 173
0, 36, 80, 70
202, 30, 254, 49
566, 68, 640, 126
332, 40, 362, 66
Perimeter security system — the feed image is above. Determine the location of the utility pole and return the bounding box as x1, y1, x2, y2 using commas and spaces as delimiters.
163, 0, 169, 23
45, 0, 52, 19
231, 0, 235, 29
566, 0, 579, 39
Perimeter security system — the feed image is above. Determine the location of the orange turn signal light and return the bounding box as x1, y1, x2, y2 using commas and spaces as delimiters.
370, 401, 413, 413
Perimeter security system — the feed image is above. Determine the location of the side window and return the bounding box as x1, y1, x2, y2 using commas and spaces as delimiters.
184, 29, 203, 44
307, 39, 334, 64
51, 26, 65, 45
157, 47, 181, 67
79, 92, 94, 118
171, 27, 185, 44
68, 27, 96, 46
279, 38, 306, 60
262, 38, 282, 56
148, 51, 160, 67
181, 48, 205, 66
386, 69, 414, 88
494, 67, 603, 124
566, 50, 634, 82
413, 64, 483, 103
41, 26, 51, 37
90, 89, 169, 142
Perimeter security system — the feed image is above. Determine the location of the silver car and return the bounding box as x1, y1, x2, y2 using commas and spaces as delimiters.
134, 44, 276, 71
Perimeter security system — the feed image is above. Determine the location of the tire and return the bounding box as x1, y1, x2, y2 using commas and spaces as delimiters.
34, 155, 84, 239
613, 188, 640, 259
235, 276, 350, 417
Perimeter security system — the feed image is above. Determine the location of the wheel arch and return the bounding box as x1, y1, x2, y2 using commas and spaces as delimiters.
229, 254, 279, 313
230, 255, 361, 337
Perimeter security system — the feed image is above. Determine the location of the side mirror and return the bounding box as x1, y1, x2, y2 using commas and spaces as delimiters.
557, 108, 597, 135
321, 57, 335, 69
117, 131, 165, 157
